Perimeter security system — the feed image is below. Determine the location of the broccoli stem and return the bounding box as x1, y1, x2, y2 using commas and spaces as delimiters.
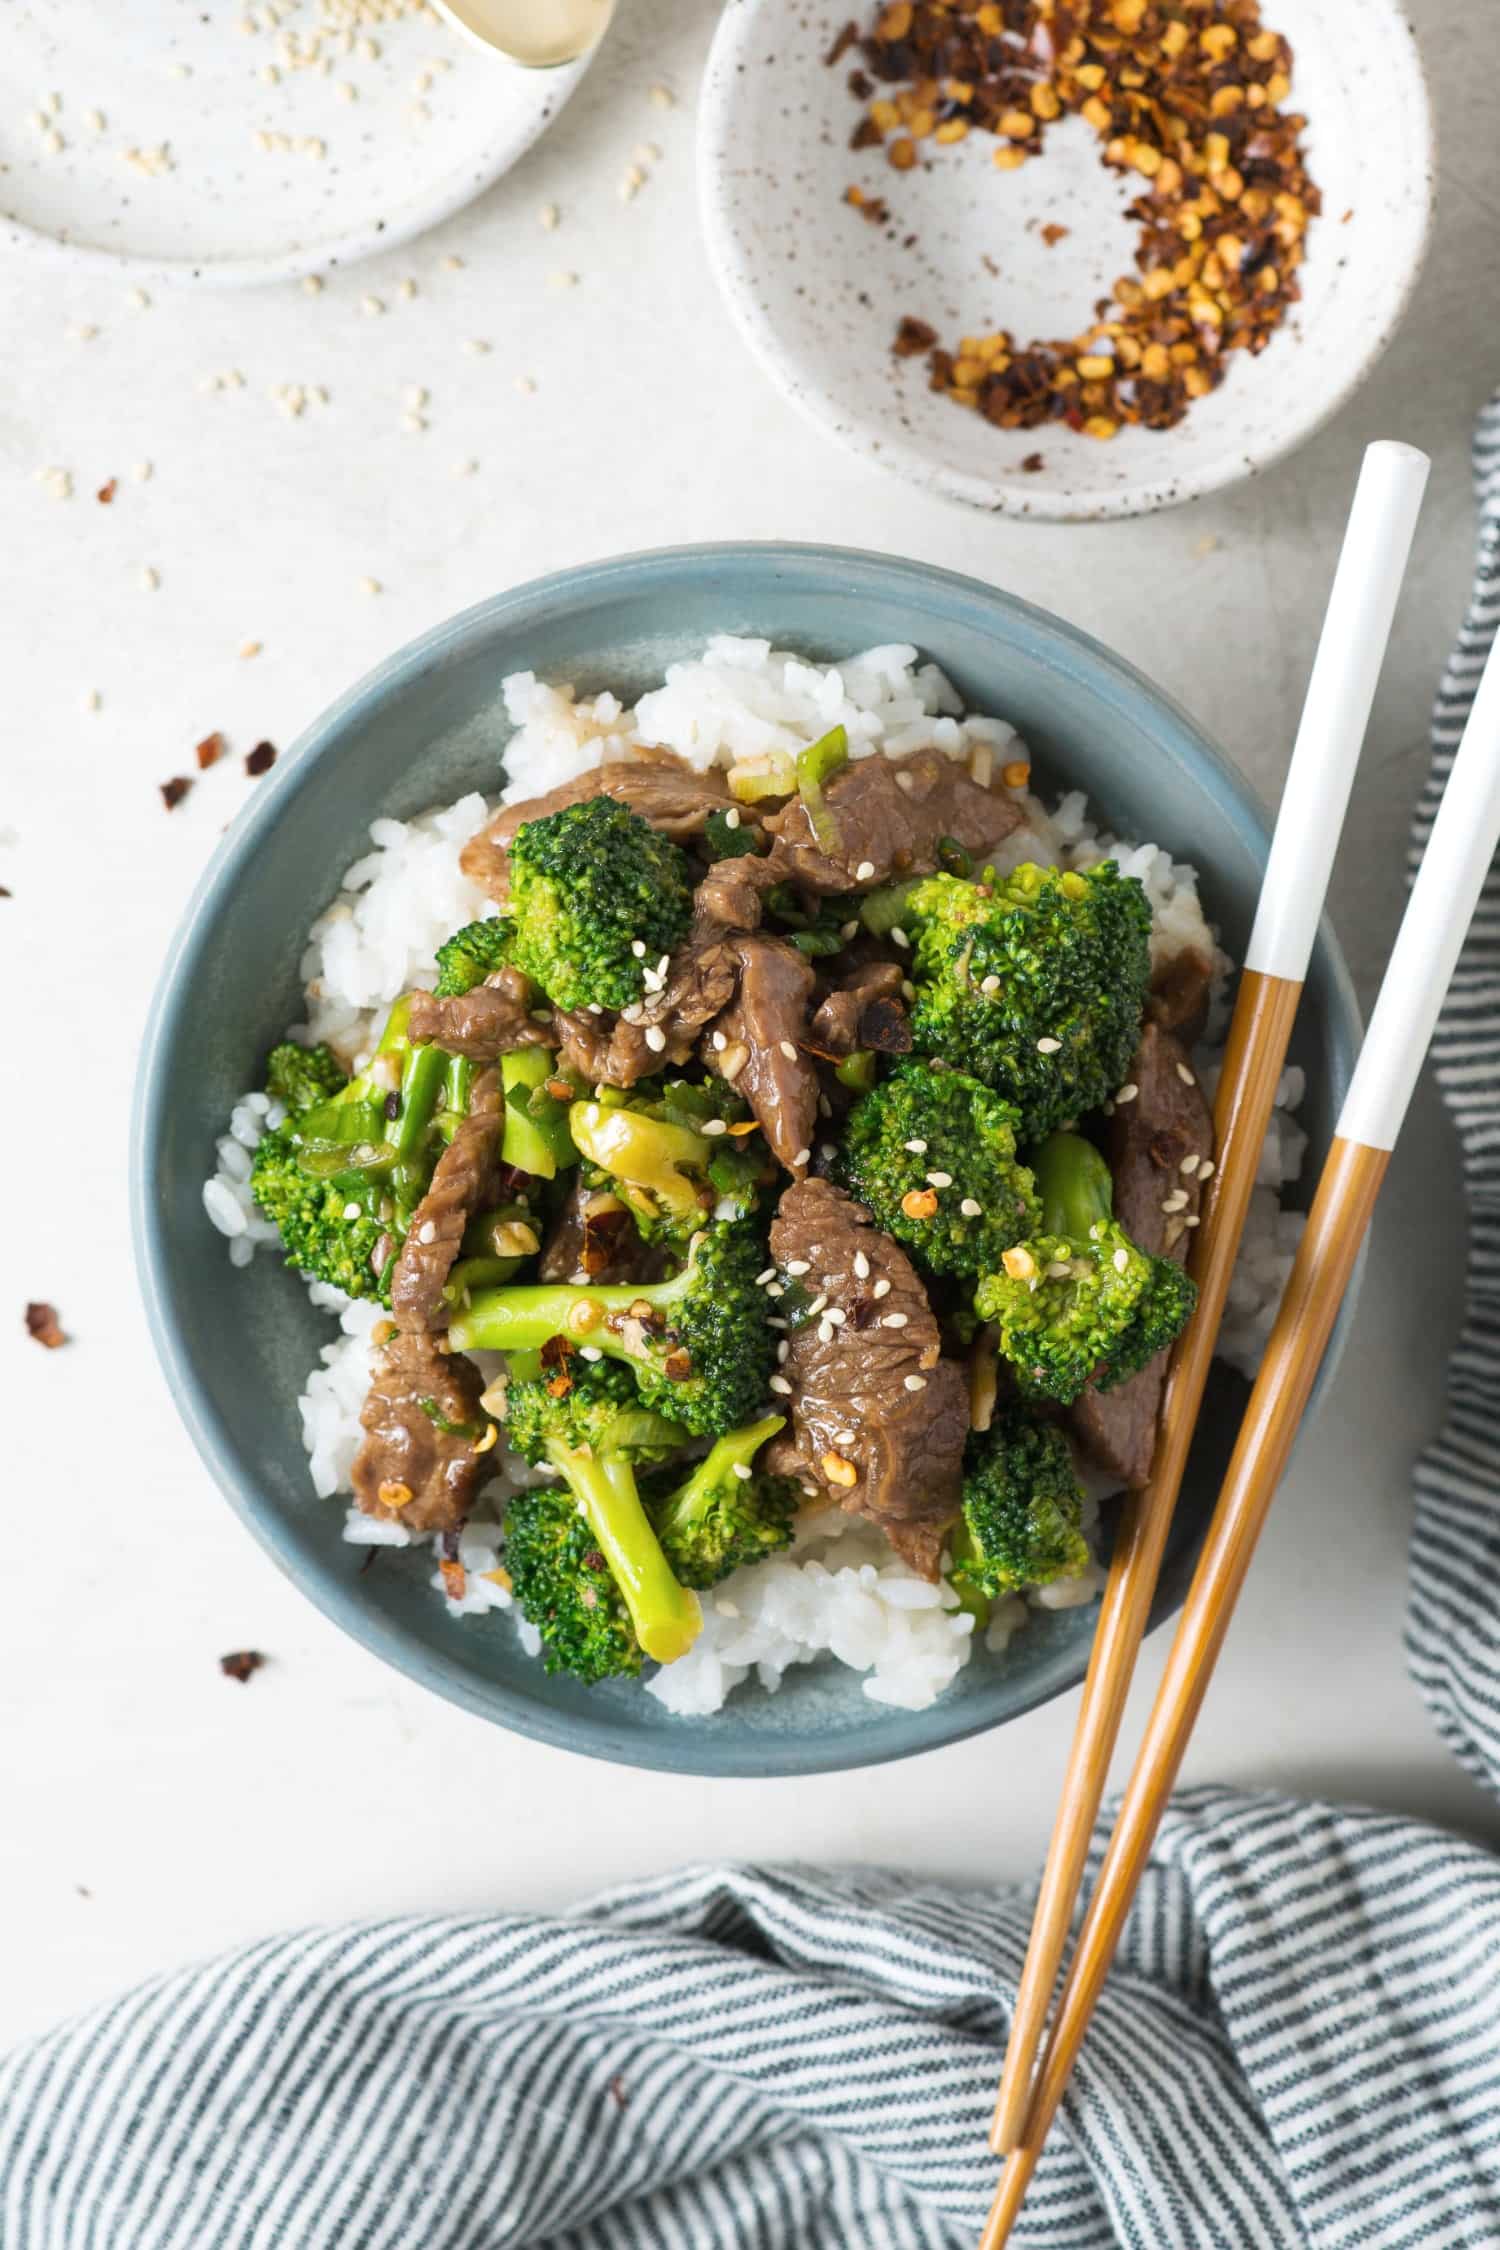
449, 1259, 693, 1357
1032, 1132, 1115, 1241
393, 1044, 448, 1164
834, 1049, 878, 1094
859, 876, 923, 937
501, 1049, 574, 1179
568, 1101, 710, 1228
547, 1440, 701, 1664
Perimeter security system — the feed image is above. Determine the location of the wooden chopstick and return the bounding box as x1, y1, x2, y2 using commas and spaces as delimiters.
989, 441, 1430, 2158
981, 593, 1500, 2250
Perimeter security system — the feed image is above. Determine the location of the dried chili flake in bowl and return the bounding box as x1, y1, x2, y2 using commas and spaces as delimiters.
846, 0, 1319, 440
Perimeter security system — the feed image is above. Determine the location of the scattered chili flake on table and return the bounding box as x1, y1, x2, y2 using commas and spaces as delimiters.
160, 776, 192, 810
96, 477, 117, 504
843, 0, 1319, 439
25, 1301, 67, 1348
219, 1649, 266, 1684
245, 740, 278, 777
196, 731, 225, 770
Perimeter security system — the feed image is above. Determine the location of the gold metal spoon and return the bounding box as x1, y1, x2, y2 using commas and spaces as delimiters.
429, 0, 614, 67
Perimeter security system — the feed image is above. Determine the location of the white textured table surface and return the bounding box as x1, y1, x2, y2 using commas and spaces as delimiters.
4, 0, 1497, 2053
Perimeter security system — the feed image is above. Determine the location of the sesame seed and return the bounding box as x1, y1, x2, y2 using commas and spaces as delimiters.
1184, 1214, 1200, 1227
649, 83, 676, 107
1176, 1063, 1196, 1086
361, 294, 384, 317
1178, 1152, 1199, 1173
1198, 1159, 1216, 1181
901, 979, 917, 1002
835, 1428, 856, 1446
903, 1374, 927, 1392
302, 273, 322, 295
711, 1030, 727, 1052
239, 639, 263, 660
515, 375, 537, 395
81, 689, 101, 713
904, 1138, 928, 1154
792, 1148, 811, 1167
644, 1025, 667, 1053
630, 939, 646, 957
343, 1201, 361, 1221
547, 269, 578, 291
138, 565, 159, 592
778, 1039, 797, 1061
826, 1307, 847, 1326
926, 1171, 953, 1189
785, 1259, 811, 1275
980, 974, 1002, 994
1112, 1246, 1130, 1273
539, 202, 560, 229
765, 1282, 784, 1298
86, 108, 106, 131
960, 1198, 982, 1218
1116, 1082, 1139, 1104
359, 576, 382, 596
777, 1340, 790, 1363
818, 1320, 835, 1343
1037, 1037, 1062, 1054
579, 1344, 603, 1361
724, 806, 741, 830
732, 1461, 753, 1481
873, 1278, 892, 1300
841, 921, 860, 941
853, 1251, 870, 1279
131, 460, 151, 482
1161, 1190, 1188, 1213
702, 1118, 727, 1137
417, 1220, 436, 1244
769, 1374, 792, 1395
820, 1143, 837, 1162
441, 253, 464, 272
855, 860, 876, 882
806, 1293, 828, 1316
656, 955, 669, 976
756, 1267, 777, 1287
882, 1312, 908, 1329
891, 926, 910, 948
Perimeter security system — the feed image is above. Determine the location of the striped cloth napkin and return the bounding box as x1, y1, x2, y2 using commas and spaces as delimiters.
5, 407, 1499, 2250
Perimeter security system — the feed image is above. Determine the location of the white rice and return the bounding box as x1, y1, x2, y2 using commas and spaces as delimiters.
203, 637, 1307, 1716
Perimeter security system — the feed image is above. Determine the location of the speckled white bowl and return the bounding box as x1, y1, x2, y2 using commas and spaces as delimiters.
698, 0, 1433, 520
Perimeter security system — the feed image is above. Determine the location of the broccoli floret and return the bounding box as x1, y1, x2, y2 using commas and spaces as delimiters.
835, 1062, 1039, 1277
264, 1040, 347, 1116
974, 1131, 1198, 1404
643, 1415, 799, 1588
568, 1081, 765, 1251
249, 1130, 393, 1301
433, 916, 514, 998
502, 1488, 641, 1683
502, 1358, 698, 1671
901, 861, 1152, 1139
504, 797, 693, 1013
950, 1405, 1091, 1620
704, 808, 765, 862
450, 1221, 775, 1437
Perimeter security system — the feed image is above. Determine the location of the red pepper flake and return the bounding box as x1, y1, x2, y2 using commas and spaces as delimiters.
825, 18, 857, 65
439, 1558, 467, 1601
1021, 452, 1045, 473
893, 315, 937, 357
0, 886, 10, 899
160, 776, 192, 811
1039, 223, 1069, 248
219, 1649, 266, 1684
844, 184, 890, 226
25, 1301, 67, 1348
96, 478, 118, 505
245, 740, 278, 778
608, 2074, 630, 2109
195, 731, 225, 770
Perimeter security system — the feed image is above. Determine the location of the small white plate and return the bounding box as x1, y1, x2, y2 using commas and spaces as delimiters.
698, 0, 1433, 520
1, 0, 591, 287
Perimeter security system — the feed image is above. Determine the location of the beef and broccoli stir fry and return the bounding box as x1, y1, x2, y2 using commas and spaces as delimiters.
249, 726, 1214, 1685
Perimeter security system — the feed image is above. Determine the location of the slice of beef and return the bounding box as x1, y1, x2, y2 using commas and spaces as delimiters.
390, 1067, 505, 1333
538, 1179, 660, 1284
1147, 947, 1216, 1049
553, 934, 739, 1089
459, 754, 741, 903
768, 1178, 968, 1578
1068, 1024, 1213, 1487
691, 850, 782, 935
707, 935, 819, 1171
807, 960, 910, 1059
408, 968, 556, 1061
351, 1329, 491, 1535
761, 748, 1024, 894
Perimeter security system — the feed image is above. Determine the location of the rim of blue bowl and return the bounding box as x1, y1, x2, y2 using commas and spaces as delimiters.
131, 542, 1362, 1775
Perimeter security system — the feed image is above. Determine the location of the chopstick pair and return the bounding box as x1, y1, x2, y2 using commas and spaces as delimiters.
982, 437, 1449, 2241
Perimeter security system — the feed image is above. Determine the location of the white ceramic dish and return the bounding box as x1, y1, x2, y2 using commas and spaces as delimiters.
1, 0, 592, 287
698, 0, 1433, 521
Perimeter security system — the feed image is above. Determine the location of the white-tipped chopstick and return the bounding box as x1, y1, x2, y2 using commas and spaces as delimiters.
984, 604, 1500, 2250
990, 440, 1431, 2157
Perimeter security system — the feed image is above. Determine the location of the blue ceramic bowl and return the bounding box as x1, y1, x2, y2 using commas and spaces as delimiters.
132, 545, 1361, 1777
